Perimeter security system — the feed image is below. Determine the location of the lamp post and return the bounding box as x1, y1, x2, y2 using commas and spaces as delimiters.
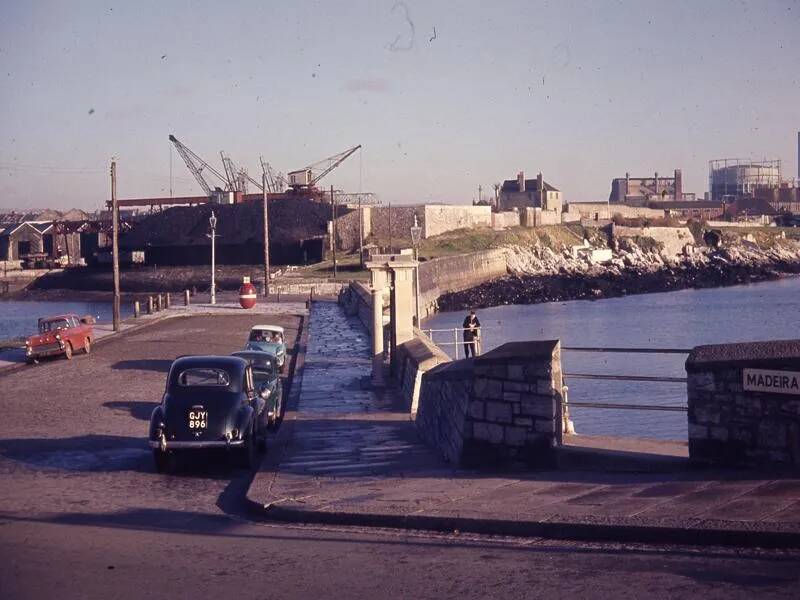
410, 213, 422, 327
208, 210, 217, 305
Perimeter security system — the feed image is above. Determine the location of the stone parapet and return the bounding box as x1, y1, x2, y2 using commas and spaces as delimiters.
415, 340, 562, 467
395, 332, 451, 414
686, 339, 800, 467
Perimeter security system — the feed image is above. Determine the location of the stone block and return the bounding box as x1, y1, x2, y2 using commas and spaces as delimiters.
485, 401, 513, 424
512, 402, 521, 415
504, 381, 531, 393
688, 423, 708, 440
780, 400, 800, 417
693, 403, 722, 425
733, 395, 761, 418
475, 364, 507, 378
534, 418, 555, 433
514, 416, 533, 427
523, 362, 552, 381
729, 423, 754, 444
507, 364, 525, 381
505, 426, 527, 447
688, 371, 715, 392
473, 377, 503, 400
710, 426, 729, 442
520, 394, 554, 418
758, 421, 788, 449
473, 421, 504, 444
503, 391, 521, 403
535, 378, 554, 395
468, 400, 484, 420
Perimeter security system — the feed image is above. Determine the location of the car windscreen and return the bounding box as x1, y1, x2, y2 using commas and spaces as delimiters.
39, 319, 69, 333
176, 368, 231, 387
248, 330, 268, 342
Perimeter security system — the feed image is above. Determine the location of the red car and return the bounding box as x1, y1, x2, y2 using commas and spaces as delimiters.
25, 314, 94, 364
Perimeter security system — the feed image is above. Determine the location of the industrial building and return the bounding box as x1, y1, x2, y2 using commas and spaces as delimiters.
608, 169, 692, 204
708, 158, 782, 202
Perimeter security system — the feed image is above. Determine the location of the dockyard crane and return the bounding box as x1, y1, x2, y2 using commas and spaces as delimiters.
169, 135, 228, 196
259, 156, 286, 193
287, 144, 362, 190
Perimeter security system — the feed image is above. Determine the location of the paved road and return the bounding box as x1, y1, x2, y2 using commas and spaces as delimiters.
2, 308, 800, 598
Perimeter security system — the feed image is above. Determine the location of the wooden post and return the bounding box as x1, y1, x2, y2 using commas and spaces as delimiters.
147, 296, 154, 314
184, 289, 190, 306
111, 161, 121, 332
262, 172, 270, 298
156, 294, 162, 311
165, 292, 171, 308
277, 288, 281, 303
133, 301, 140, 318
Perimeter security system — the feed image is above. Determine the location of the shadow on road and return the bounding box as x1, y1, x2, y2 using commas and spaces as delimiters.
103, 400, 159, 421
110, 359, 173, 373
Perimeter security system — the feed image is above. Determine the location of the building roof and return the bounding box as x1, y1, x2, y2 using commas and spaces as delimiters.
648, 201, 723, 210
501, 178, 559, 193
731, 197, 778, 215
0, 221, 47, 238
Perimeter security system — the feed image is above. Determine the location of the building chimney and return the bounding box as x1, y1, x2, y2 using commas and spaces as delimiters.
625, 172, 630, 201
674, 169, 683, 201
797, 131, 799, 180
537, 172, 544, 208
518, 171, 525, 193
654, 171, 659, 196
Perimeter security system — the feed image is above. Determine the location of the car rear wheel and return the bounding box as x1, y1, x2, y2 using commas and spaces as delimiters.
268, 393, 283, 432
153, 449, 172, 473
64, 343, 73, 360
84, 338, 91, 354
237, 424, 257, 468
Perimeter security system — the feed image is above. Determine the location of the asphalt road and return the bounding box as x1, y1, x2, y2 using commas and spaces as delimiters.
1, 314, 800, 599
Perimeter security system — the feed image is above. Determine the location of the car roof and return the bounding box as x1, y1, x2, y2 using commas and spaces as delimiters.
172, 355, 248, 371
250, 325, 284, 334
232, 350, 278, 361
38, 314, 78, 322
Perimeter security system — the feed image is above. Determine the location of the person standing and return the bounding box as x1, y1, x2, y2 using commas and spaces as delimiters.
462, 310, 481, 358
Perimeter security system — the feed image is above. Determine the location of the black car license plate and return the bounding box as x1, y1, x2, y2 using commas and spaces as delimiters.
188, 410, 208, 430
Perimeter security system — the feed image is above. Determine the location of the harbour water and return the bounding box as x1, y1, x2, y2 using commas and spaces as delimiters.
425, 276, 800, 441
0, 300, 134, 341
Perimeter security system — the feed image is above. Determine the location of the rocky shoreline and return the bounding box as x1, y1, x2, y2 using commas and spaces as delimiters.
436, 239, 800, 312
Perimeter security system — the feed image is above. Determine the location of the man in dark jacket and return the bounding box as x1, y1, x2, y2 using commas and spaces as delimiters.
462, 310, 481, 358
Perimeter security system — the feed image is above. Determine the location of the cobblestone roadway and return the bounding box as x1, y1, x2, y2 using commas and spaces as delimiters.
279, 302, 441, 477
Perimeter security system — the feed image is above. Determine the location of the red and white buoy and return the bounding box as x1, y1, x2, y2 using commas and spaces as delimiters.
239, 276, 257, 309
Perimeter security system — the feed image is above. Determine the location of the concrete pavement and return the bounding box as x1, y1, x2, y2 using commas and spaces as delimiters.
249, 301, 800, 548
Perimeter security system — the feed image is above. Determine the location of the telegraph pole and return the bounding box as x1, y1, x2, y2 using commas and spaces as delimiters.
262, 172, 270, 297
209, 211, 217, 305
358, 195, 364, 270
331, 185, 337, 278
111, 160, 120, 332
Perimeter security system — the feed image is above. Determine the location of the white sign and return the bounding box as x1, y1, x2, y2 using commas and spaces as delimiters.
743, 369, 800, 395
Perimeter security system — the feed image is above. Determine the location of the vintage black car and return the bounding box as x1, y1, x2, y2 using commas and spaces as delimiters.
231, 350, 284, 430
149, 355, 269, 472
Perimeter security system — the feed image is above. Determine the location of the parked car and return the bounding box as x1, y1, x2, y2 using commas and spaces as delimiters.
244, 325, 287, 372
231, 350, 284, 429
148, 355, 269, 472
25, 314, 94, 364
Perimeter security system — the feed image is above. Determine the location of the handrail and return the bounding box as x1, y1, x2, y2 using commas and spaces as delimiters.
564, 373, 687, 383
563, 346, 692, 354
565, 401, 687, 412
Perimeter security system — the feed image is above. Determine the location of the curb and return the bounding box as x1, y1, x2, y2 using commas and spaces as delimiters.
243, 502, 800, 550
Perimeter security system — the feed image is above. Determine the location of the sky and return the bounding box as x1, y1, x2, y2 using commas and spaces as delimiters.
0, 0, 799, 211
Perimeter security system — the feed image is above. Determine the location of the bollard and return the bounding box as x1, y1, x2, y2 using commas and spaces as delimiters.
133, 301, 140, 318
184, 289, 190, 306
165, 293, 171, 309
147, 296, 154, 315
277, 288, 281, 303
310, 287, 315, 303
156, 294, 162, 311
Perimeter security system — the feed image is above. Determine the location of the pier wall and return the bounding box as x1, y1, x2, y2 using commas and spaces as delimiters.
415, 341, 562, 466
686, 340, 800, 467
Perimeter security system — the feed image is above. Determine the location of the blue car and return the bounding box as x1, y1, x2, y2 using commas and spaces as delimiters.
245, 325, 287, 372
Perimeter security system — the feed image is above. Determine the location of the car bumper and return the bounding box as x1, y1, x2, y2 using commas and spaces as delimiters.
27, 344, 65, 358
148, 439, 245, 449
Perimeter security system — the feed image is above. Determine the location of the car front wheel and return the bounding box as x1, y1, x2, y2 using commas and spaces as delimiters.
84, 338, 91, 354
64, 343, 73, 360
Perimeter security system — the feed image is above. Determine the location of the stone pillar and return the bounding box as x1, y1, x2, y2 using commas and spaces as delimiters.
389, 264, 416, 363
371, 286, 385, 386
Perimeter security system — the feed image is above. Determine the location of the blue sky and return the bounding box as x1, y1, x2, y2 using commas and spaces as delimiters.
0, 0, 798, 210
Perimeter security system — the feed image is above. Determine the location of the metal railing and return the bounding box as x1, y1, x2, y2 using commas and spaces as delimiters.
420, 327, 690, 414
421, 327, 485, 359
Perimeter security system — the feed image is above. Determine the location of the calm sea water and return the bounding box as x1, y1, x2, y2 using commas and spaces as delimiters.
425, 277, 800, 441
0, 300, 135, 340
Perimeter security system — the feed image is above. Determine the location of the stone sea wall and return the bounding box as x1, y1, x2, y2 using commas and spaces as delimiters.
686, 340, 800, 466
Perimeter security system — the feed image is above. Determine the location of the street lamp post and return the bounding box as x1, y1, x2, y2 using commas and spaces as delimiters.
410, 213, 422, 327
208, 211, 217, 305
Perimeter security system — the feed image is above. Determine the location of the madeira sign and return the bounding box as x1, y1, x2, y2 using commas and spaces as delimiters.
743, 369, 800, 395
